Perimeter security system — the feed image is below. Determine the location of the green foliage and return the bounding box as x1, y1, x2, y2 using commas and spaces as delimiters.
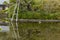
3, 1, 8, 5
41, 0, 60, 13
10, 0, 16, 3
0, 10, 6, 13
8, 0, 60, 19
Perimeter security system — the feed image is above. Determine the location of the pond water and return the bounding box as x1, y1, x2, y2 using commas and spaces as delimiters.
18, 22, 60, 40
0, 26, 10, 32
0, 22, 60, 40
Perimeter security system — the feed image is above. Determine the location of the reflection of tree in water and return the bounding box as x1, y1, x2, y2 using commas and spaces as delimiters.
16, 22, 60, 40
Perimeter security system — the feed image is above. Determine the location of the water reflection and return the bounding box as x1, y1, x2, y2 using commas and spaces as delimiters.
0, 26, 10, 32
0, 22, 60, 40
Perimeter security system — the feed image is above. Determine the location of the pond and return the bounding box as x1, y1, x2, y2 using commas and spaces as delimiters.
18, 22, 60, 40
0, 22, 60, 40
0, 26, 10, 32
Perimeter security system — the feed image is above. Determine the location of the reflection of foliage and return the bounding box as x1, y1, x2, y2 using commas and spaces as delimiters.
18, 22, 60, 40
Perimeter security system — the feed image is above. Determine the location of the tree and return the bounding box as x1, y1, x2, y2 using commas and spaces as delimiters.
3, 1, 8, 5
10, 0, 16, 3
9, 0, 60, 19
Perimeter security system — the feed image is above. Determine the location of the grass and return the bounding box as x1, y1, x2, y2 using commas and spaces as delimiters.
18, 11, 60, 20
